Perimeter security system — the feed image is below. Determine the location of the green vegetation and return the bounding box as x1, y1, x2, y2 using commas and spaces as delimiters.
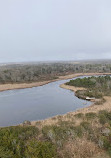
1, 61, 111, 157
1, 109, 111, 157
0, 126, 56, 158
24, 141, 56, 158
74, 113, 84, 118
0, 76, 111, 158
66, 77, 96, 88
85, 112, 97, 120
66, 76, 111, 100
1, 110, 111, 157
98, 110, 111, 125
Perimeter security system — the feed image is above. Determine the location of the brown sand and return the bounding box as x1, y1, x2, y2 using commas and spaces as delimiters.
60, 83, 85, 92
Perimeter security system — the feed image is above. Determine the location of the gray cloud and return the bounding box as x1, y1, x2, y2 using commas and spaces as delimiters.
0, 0, 111, 62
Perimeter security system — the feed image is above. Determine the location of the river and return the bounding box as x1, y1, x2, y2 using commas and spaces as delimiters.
0, 76, 91, 127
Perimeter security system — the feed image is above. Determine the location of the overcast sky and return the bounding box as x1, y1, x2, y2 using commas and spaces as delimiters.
0, 0, 111, 63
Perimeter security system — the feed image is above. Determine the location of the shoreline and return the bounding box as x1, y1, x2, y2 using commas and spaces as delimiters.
60, 83, 85, 93
0, 72, 111, 92
31, 73, 111, 127
31, 95, 111, 127
1, 74, 111, 158
1, 72, 111, 128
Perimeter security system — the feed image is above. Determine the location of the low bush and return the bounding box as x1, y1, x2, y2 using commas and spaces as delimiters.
42, 125, 74, 142
0, 126, 39, 157
74, 113, 84, 118
98, 110, 111, 125
85, 112, 97, 120
24, 141, 57, 158
73, 126, 83, 137
80, 121, 91, 130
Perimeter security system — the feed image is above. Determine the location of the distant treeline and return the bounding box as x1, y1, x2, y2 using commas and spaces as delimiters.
0, 61, 111, 83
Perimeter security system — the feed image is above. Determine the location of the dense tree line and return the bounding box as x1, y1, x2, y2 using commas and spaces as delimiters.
0, 61, 111, 84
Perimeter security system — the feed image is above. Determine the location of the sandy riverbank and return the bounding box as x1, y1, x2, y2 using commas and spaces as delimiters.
0, 72, 111, 92
60, 83, 85, 92
60, 83, 111, 115
31, 94, 111, 127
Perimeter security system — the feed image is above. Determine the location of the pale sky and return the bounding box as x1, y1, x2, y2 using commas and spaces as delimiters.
0, 0, 111, 63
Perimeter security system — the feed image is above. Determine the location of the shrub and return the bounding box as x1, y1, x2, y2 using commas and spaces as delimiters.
99, 110, 108, 115
36, 121, 42, 126
23, 120, 31, 126
100, 136, 111, 149
99, 114, 108, 125
73, 126, 83, 137
99, 134, 111, 157
25, 141, 57, 158
75, 113, 84, 118
85, 112, 97, 120
98, 110, 111, 125
42, 125, 82, 144
58, 120, 75, 127
0, 146, 13, 158
80, 121, 91, 131
0, 126, 39, 157
42, 125, 73, 141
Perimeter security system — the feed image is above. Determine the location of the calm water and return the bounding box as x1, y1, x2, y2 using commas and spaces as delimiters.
0, 76, 91, 127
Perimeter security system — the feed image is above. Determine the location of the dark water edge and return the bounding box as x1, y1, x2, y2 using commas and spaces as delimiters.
0, 76, 91, 127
